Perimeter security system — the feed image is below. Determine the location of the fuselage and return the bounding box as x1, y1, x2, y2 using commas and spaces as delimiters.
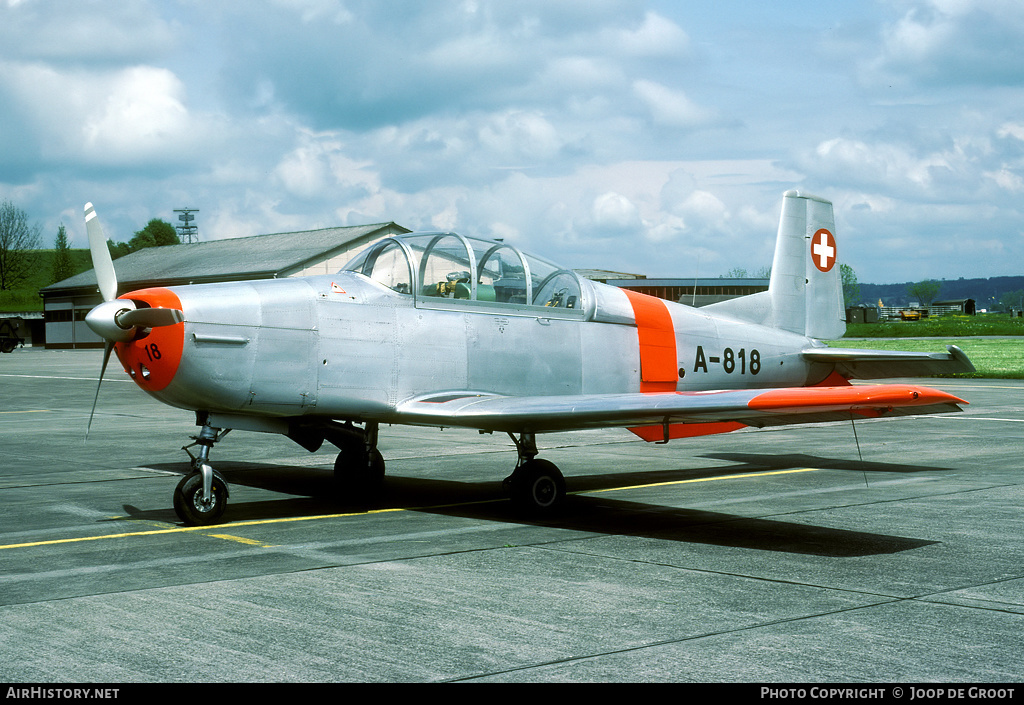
114, 265, 830, 425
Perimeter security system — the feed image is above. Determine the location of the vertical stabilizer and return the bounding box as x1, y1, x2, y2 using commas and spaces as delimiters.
770, 190, 845, 339
703, 190, 846, 339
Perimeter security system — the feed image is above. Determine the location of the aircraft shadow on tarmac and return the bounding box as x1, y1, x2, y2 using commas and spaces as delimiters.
702, 452, 955, 475
120, 457, 940, 558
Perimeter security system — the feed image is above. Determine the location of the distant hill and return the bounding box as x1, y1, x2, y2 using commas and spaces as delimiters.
859, 276, 1024, 310
0, 249, 92, 312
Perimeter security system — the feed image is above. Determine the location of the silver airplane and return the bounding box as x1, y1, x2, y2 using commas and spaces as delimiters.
83, 190, 973, 525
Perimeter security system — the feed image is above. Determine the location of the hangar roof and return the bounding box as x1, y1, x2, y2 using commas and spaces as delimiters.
42, 222, 409, 297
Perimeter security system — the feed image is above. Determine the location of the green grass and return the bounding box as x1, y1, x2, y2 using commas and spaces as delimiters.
838, 313, 1024, 378
0, 249, 92, 312
0, 289, 44, 312
846, 313, 1024, 337
827, 337, 1024, 379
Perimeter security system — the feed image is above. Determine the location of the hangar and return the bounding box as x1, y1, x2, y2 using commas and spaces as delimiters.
40, 222, 409, 349
597, 276, 769, 307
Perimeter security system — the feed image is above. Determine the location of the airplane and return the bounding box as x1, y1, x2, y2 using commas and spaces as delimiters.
82, 190, 974, 526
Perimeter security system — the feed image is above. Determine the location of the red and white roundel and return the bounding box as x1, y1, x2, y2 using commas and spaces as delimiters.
811, 228, 836, 272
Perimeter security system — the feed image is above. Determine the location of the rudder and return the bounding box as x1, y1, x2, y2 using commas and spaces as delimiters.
704, 190, 845, 340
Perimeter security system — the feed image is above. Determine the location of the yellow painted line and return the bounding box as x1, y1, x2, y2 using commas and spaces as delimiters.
0, 410, 48, 414
204, 533, 275, 547
584, 467, 820, 494
0, 468, 818, 551
0, 510, 407, 553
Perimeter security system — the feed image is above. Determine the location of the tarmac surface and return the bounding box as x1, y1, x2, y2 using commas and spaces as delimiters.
1, 347, 1022, 683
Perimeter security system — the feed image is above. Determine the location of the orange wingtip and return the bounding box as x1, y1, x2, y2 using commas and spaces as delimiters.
747, 385, 967, 412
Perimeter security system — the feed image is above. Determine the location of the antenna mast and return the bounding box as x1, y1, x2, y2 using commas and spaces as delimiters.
174, 208, 199, 244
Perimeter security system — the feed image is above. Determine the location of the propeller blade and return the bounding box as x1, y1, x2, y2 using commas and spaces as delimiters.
85, 203, 118, 302
86, 341, 114, 439
117, 307, 184, 329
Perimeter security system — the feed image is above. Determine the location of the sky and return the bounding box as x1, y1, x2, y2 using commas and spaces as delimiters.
2, 0, 1024, 284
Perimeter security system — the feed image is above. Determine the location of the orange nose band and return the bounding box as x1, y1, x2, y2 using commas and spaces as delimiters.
113, 288, 184, 393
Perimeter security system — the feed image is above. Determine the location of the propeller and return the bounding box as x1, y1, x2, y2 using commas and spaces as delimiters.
83, 203, 184, 437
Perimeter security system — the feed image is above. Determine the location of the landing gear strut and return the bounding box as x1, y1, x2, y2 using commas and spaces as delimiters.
504, 432, 566, 514
175, 423, 230, 525
330, 421, 385, 502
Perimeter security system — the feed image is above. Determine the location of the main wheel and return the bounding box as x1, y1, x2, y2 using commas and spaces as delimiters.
173, 471, 228, 526
333, 442, 385, 501
510, 459, 566, 514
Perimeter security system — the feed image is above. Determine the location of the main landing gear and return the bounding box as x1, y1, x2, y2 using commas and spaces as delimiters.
171, 421, 566, 526
172, 418, 388, 526
330, 421, 385, 501
503, 432, 566, 514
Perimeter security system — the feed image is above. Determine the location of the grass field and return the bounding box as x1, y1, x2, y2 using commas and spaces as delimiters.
837, 313, 1024, 379
846, 314, 1024, 338
0, 249, 92, 313
828, 336, 1024, 379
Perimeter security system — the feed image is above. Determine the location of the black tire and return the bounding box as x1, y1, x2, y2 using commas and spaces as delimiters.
333, 442, 385, 501
173, 471, 228, 526
510, 459, 566, 514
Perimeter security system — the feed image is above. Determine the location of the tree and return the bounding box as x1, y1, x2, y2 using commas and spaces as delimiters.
840, 263, 860, 306
721, 267, 748, 278
907, 279, 941, 306
0, 200, 42, 290
51, 224, 74, 284
130, 218, 179, 250
107, 218, 180, 259
998, 289, 1024, 312
108, 240, 132, 260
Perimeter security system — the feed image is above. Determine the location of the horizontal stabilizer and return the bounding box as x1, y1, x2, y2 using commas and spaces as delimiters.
802, 345, 975, 379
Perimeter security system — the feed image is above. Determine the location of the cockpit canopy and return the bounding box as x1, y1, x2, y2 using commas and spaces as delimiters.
343, 232, 588, 315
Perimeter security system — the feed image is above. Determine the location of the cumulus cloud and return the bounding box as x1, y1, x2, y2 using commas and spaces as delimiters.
0, 0, 177, 63
4, 1, 1024, 281
632, 80, 716, 129
274, 131, 379, 202
0, 63, 210, 167
605, 11, 690, 57
864, 0, 1024, 87
590, 191, 641, 235
803, 136, 985, 198
997, 122, 1024, 142
477, 110, 563, 163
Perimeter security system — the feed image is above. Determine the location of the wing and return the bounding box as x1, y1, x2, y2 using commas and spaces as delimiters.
393, 384, 967, 441
802, 344, 974, 379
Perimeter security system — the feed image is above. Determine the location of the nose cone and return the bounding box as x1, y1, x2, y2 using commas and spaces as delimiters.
112, 287, 185, 393
85, 299, 138, 342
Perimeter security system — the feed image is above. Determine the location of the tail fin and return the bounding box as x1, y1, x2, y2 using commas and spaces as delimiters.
705, 190, 846, 339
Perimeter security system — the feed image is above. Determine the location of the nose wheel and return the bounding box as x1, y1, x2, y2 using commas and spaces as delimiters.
173, 470, 228, 525
175, 423, 231, 525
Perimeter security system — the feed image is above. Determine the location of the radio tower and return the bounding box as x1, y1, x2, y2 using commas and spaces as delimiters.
174, 208, 199, 244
